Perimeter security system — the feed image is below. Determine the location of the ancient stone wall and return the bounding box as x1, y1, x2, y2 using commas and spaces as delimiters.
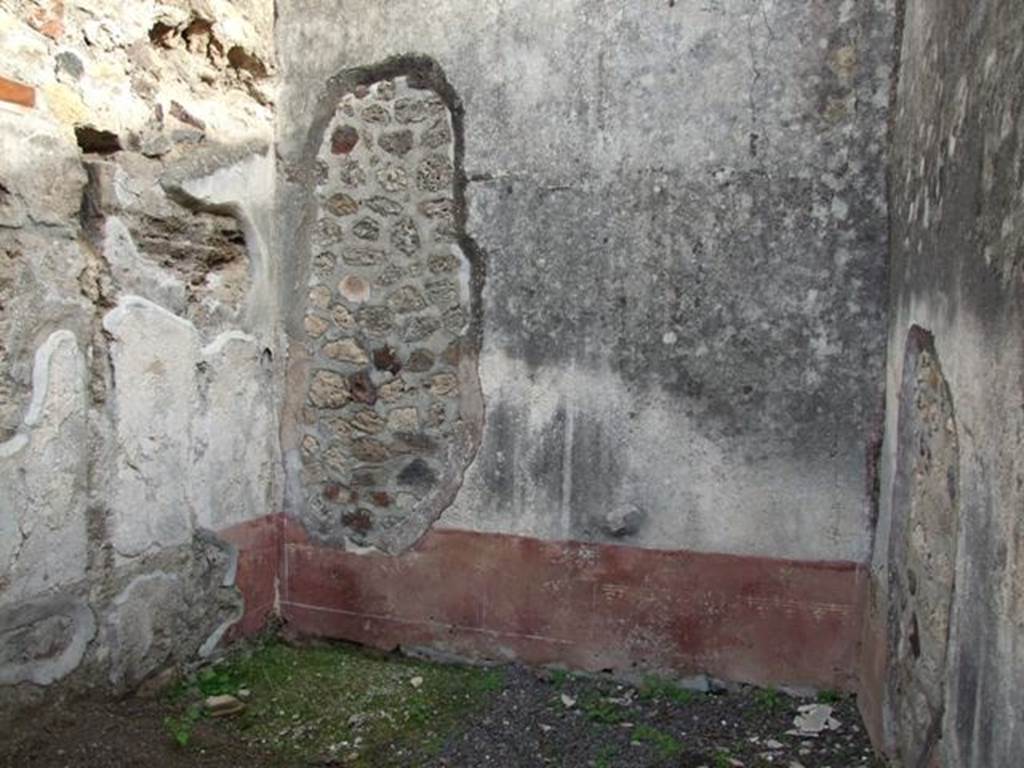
277, 0, 894, 564
0, 0, 280, 697
861, 0, 1024, 764
296, 75, 482, 553
273, 0, 895, 688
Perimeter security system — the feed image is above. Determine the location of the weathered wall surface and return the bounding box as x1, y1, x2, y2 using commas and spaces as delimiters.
0, 0, 280, 696
862, 0, 1024, 764
277, 0, 894, 563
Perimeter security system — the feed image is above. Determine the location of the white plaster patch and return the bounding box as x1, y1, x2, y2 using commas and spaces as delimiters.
0, 330, 89, 604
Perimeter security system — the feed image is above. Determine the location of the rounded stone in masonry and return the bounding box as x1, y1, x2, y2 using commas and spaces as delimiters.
392, 431, 438, 454
348, 370, 378, 405
390, 217, 421, 256
323, 338, 368, 365
341, 508, 374, 534
428, 251, 460, 273
377, 264, 403, 286
322, 482, 352, 504
378, 376, 407, 402
326, 192, 360, 216
430, 372, 458, 397
364, 196, 403, 217
421, 117, 452, 150
396, 458, 439, 495
312, 250, 337, 274
416, 154, 454, 192
322, 444, 349, 477
417, 198, 455, 221
331, 304, 356, 331
442, 305, 466, 333
405, 348, 435, 372
376, 164, 408, 192
330, 125, 359, 155
356, 306, 395, 336
338, 274, 371, 304
315, 219, 344, 244
351, 438, 389, 463
352, 217, 380, 240
309, 285, 332, 309
304, 314, 329, 338
388, 406, 419, 431
351, 468, 379, 487
370, 491, 393, 508
342, 248, 383, 267
387, 285, 427, 314
361, 103, 390, 124
308, 370, 351, 408
301, 434, 320, 458
349, 407, 387, 434
426, 401, 447, 427
372, 345, 402, 374
425, 278, 458, 307
378, 129, 415, 157
393, 97, 430, 124
336, 158, 367, 188
403, 314, 441, 342
432, 222, 458, 243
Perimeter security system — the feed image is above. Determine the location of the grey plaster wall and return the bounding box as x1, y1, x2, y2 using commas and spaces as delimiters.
869, 0, 1024, 764
277, 0, 894, 561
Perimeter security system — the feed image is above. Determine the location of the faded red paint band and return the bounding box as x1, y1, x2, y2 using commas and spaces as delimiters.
217, 515, 282, 642
281, 522, 866, 690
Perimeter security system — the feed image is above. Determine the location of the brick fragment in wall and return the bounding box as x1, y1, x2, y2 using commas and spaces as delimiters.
0, 77, 35, 109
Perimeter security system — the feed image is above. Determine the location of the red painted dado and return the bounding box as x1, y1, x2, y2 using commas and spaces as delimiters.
856, 575, 891, 754
280, 521, 867, 690
216, 515, 282, 641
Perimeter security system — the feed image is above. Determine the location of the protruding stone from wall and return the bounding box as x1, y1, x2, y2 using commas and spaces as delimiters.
296, 75, 480, 552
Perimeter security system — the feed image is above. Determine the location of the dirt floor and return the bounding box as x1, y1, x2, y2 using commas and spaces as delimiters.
0, 639, 887, 767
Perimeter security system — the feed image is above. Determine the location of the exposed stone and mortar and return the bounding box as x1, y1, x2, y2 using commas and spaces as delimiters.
0, 0, 1022, 765
295, 75, 483, 552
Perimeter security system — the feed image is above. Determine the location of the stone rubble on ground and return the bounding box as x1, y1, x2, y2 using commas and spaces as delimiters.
205, 693, 245, 717
790, 703, 840, 735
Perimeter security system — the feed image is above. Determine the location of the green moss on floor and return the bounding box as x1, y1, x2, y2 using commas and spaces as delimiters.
167, 640, 505, 766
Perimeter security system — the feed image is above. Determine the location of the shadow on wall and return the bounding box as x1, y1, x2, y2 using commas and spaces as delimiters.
281, 55, 486, 555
